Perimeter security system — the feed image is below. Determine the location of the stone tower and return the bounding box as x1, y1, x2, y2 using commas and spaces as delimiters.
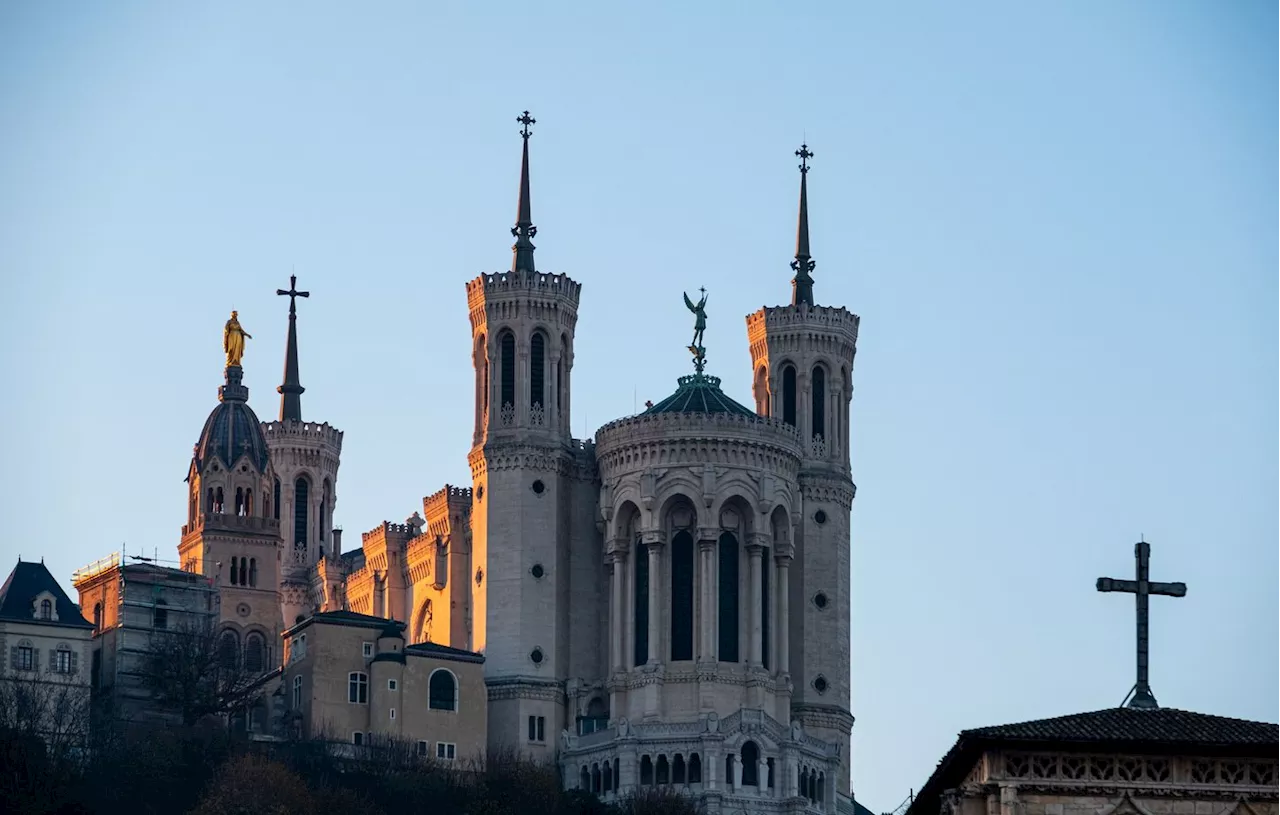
178, 315, 284, 666
465, 111, 592, 757
745, 145, 859, 793
261, 275, 344, 628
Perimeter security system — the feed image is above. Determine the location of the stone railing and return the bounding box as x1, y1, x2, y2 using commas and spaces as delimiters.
261, 420, 345, 447
597, 409, 801, 445
745, 303, 861, 333
183, 513, 281, 537
72, 552, 121, 584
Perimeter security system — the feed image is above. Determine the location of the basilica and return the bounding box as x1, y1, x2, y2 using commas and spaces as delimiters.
171, 113, 860, 814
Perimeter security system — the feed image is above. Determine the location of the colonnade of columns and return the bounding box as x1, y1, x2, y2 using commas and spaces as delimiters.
605, 522, 793, 674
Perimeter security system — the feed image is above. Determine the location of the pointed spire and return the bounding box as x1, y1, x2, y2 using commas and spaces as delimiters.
790, 143, 816, 307
511, 110, 538, 273
276, 274, 310, 421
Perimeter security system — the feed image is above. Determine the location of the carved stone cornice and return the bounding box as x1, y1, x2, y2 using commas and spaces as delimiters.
484, 677, 565, 703
798, 473, 856, 510
791, 702, 855, 734
640, 529, 666, 548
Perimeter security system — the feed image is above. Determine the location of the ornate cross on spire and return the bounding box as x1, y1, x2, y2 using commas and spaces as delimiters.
276, 273, 310, 422
1096, 539, 1187, 709
511, 110, 538, 272
797, 143, 814, 174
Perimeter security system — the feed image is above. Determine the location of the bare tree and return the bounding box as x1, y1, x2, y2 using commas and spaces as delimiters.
0, 669, 91, 758
137, 618, 267, 727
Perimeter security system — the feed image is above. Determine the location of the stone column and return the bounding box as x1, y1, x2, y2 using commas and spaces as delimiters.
642, 530, 665, 665
697, 528, 718, 661
747, 536, 766, 666
774, 546, 792, 675
609, 548, 626, 672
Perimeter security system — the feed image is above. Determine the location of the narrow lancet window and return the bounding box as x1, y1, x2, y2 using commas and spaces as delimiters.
670, 531, 694, 661
634, 539, 649, 667
718, 532, 740, 662
781, 365, 797, 427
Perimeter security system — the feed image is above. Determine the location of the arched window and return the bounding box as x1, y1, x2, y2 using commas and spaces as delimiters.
93, 602, 103, 632
812, 364, 826, 441
249, 558, 258, 588
741, 740, 760, 787
244, 490, 252, 516
673, 754, 687, 784
245, 632, 265, 673
591, 763, 602, 793
229, 557, 238, 586
530, 331, 546, 417
817, 771, 826, 802
217, 631, 239, 669
670, 530, 694, 661
235, 487, 245, 516
498, 331, 516, 411
475, 334, 489, 430
781, 364, 797, 426
725, 754, 734, 787
39, 599, 52, 620
214, 487, 225, 514
767, 757, 776, 788
718, 531, 740, 662
435, 539, 448, 589
428, 669, 457, 711
640, 755, 653, 785
761, 544, 770, 669
689, 753, 702, 783
656, 755, 669, 785
153, 599, 168, 630
293, 478, 310, 549
580, 766, 590, 790
273, 478, 281, 521
262, 490, 269, 518
603, 761, 613, 793
633, 537, 649, 667
206, 488, 214, 513
189, 494, 196, 525
292, 675, 302, 708
238, 558, 248, 587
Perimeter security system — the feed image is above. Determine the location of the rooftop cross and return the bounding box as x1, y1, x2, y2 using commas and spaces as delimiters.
511, 110, 538, 272
791, 143, 817, 306
1096, 539, 1187, 709
276, 274, 310, 317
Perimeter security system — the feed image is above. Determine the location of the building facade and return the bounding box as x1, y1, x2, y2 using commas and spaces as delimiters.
281, 610, 486, 763
72, 554, 220, 726
906, 708, 1279, 815
0, 559, 94, 748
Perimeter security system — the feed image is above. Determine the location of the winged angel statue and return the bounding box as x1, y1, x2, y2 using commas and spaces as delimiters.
684, 288, 708, 373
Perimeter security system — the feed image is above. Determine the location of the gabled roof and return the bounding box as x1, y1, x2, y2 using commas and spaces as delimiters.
283, 609, 399, 636
0, 560, 92, 628
907, 708, 1279, 815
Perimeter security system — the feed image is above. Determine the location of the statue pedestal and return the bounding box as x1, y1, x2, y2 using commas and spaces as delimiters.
219, 365, 249, 402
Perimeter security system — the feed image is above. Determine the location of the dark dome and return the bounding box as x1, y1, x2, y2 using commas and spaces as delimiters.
643, 374, 756, 417
195, 400, 270, 473
193, 367, 269, 473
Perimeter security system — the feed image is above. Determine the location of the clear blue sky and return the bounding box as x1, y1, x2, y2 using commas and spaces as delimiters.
1, 1, 1275, 808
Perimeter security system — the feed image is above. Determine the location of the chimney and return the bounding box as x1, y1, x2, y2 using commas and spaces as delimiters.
331, 528, 343, 557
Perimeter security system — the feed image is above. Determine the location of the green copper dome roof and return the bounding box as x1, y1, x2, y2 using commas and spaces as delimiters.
643, 374, 756, 417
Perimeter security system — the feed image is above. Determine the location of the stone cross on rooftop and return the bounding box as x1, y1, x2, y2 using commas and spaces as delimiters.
1096, 538, 1187, 709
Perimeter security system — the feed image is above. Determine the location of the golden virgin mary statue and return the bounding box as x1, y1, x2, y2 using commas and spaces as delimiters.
223, 310, 253, 367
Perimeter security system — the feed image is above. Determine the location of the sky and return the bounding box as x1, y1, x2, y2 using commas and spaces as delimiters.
0, 0, 1276, 808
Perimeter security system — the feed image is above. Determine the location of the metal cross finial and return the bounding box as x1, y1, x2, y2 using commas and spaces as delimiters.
1096, 539, 1187, 709
796, 143, 814, 174
518, 110, 536, 140
276, 274, 310, 318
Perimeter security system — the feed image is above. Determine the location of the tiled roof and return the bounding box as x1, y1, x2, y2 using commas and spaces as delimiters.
0, 560, 93, 628
644, 374, 756, 417
963, 707, 1278, 747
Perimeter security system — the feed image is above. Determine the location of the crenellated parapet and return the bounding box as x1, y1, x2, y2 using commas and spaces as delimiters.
466, 270, 582, 321
261, 420, 343, 471
423, 484, 473, 539
745, 304, 860, 369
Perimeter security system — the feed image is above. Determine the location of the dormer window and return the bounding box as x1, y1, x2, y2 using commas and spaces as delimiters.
32, 592, 59, 622
39, 599, 52, 620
